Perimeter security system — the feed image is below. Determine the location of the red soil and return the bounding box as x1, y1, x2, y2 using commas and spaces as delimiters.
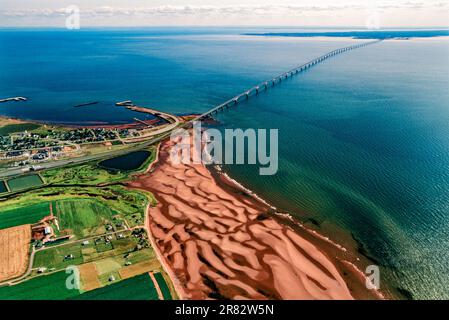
128, 137, 354, 300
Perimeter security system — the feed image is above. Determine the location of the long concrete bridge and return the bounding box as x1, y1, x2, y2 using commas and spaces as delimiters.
194, 40, 381, 121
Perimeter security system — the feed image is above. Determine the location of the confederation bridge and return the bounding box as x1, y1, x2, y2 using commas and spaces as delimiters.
194, 40, 381, 121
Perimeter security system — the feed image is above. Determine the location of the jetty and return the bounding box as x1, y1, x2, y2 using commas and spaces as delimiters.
133, 118, 154, 128
115, 100, 133, 107
0, 97, 27, 103
125, 105, 178, 124
73, 101, 99, 108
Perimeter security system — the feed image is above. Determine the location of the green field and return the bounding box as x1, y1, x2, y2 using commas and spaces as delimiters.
0, 184, 151, 229
72, 273, 158, 300
55, 199, 117, 238
0, 123, 40, 136
154, 272, 172, 300
0, 202, 51, 229
6, 174, 44, 192
34, 242, 84, 270
0, 271, 80, 300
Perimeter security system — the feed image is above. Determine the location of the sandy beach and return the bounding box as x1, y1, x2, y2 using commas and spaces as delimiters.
128, 135, 381, 300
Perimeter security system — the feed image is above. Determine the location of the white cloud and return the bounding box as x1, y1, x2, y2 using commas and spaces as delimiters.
0, 1, 447, 27
1, 2, 443, 18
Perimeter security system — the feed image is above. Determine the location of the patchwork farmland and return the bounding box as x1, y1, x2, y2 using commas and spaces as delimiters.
0, 151, 176, 300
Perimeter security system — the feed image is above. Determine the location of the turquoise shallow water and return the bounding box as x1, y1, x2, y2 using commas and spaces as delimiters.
1, 28, 448, 299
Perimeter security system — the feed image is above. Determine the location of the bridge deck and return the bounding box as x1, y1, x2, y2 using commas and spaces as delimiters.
194, 40, 381, 121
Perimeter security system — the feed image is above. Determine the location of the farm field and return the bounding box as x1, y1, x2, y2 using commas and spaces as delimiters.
0, 271, 80, 300
33, 231, 156, 273
33, 241, 83, 271
0, 185, 152, 228
0, 202, 50, 229
154, 272, 172, 300
72, 272, 159, 300
6, 174, 44, 192
0, 225, 31, 282
79, 262, 101, 291
55, 199, 118, 238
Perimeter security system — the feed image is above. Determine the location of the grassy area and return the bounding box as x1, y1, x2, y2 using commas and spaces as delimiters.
55, 199, 117, 239
34, 242, 84, 271
6, 174, 44, 192
71, 273, 158, 300
41, 146, 157, 186
0, 271, 80, 300
0, 202, 51, 229
42, 163, 129, 185
0, 123, 41, 136
154, 272, 172, 300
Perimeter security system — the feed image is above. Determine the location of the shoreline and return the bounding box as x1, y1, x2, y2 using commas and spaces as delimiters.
0, 115, 152, 130
210, 165, 387, 300
128, 136, 385, 300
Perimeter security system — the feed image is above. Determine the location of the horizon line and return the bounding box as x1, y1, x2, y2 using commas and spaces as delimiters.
1, 25, 448, 29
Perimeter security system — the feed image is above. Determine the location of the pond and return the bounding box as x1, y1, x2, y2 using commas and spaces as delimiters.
0, 180, 8, 193
6, 174, 44, 192
98, 151, 151, 172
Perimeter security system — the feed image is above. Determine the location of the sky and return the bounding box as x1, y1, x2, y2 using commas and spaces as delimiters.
0, 0, 448, 28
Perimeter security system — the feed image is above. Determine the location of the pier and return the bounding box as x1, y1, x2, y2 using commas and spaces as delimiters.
115, 100, 133, 107
133, 118, 154, 128
0, 97, 27, 103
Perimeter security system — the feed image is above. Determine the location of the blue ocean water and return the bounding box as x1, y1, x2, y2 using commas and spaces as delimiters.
1, 28, 448, 299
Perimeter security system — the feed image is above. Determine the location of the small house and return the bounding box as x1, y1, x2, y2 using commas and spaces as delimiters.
44, 226, 52, 235
37, 267, 47, 273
